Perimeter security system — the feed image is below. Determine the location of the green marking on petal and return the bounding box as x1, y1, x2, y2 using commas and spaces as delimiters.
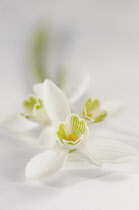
25, 115, 30, 119
70, 115, 87, 139
20, 113, 30, 119
23, 97, 43, 112
67, 140, 81, 145
94, 111, 107, 123
56, 114, 88, 150
84, 98, 100, 114
57, 124, 67, 144
82, 98, 107, 123
35, 99, 43, 110
23, 96, 37, 112
22, 96, 49, 125
69, 149, 76, 153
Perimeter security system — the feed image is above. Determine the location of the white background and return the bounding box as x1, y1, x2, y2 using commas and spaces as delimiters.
0, 0, 139, 209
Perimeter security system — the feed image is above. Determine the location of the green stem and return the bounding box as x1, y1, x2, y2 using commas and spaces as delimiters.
30, 27, 49, 83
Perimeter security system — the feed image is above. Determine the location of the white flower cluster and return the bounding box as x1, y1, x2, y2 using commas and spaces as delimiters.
4, 75, 138, 180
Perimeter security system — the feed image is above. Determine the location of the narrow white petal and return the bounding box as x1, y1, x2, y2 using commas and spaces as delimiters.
43, 80, 71, 124
39, 126, 57, 149
25, 147, 68, 180
69, 73, 89, 105
33, 83, 44, 99
78, 147, 103, 166
102, 100, 125, 117
33, 105, 50, 125
85, 136, 138, 163
104, 158, 139, 174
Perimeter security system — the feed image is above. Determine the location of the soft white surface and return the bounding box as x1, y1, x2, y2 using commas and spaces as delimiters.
0, 0, 139, 209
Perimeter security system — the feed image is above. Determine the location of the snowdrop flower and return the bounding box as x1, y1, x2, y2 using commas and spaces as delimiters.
82, 98, 107, 123
26, 73, 89, 121
2, 74, 123, 149
21, 96, 50, 125
56, 114, 89, 151
25, 114, 138, 180
8, 73, 88, 147
82, 97, 125, 124
3, 73, 89, 132
31, 78, 71, 148
36, 79, 123, 149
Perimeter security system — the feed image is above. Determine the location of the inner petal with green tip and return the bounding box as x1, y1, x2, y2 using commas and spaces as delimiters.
23, 96, 37, 114
22, 96, 43, 118
83, 98, 100, 116
21, 96, 50, 125
56, 114, 88, 146
82, 98, 107, 123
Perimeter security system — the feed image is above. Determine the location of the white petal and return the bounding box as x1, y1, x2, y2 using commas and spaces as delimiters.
78, 146, 103, 166
102, 100, 125, 117
43, 79, 71, 124
25, 147, 68, 180
69, 73, 89, 105
33, 105, 50, 125
1, 115, 38, 133
39, 126, 57, 149
84, 136, 138, 164
33, 83, 44, 99
103, 158, 139, 174
63, 152, 99, 170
